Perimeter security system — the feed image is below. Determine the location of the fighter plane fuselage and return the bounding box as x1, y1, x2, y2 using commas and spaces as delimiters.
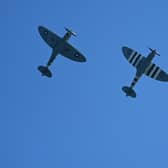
46, 34, 74, 67
136, 52, 156, 76
62, 32, 72, 41
122, 46, 168, 98
37, 26, 86, 78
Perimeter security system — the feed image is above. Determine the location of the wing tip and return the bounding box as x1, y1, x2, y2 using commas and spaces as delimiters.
122, 46, 129, 54
157, 73, 168, 81
82, 56, 87, 62
38, 25, 44, 33
122, 46, 133, 60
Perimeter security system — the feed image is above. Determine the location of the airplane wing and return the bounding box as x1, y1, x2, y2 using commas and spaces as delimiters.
122, 46, 144, 68
38, 26, 61, 48
60, 42, 86, 62
122, 47, 168, 81
144, 63, 168, 81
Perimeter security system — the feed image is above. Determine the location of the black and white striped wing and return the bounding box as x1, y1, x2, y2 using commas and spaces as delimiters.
122, 46, 144, 68
144, 63, 168, 81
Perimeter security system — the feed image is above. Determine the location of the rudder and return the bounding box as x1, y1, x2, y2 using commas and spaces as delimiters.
122, 86, 136, 98
38, 65, 52, 78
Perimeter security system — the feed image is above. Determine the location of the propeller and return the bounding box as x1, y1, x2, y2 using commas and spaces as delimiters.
65, 27, 77, 37
148, 47, 160, 56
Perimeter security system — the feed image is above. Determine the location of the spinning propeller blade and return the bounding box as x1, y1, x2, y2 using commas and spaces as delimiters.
65, 27, 77, 37
148, 47, 160, 56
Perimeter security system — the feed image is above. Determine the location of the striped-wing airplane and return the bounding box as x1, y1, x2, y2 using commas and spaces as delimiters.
122, 46, 168, 98
37, 26, 86, 78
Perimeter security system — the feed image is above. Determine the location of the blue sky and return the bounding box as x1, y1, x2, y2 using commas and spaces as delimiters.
3, 0, 168, 167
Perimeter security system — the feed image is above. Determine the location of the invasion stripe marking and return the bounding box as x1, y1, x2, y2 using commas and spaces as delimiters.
131, 53, 139, 65
128, 51, 136, 62
146, 64, 155, 76
133, 54, 141, 66
149, 65, 157, 77
129, 52, 138, 63
131, 75, 140, 88
134, 77, 138, 82
131, 80, 136, 87
154, 68, 161, 79
145, 63, 153, 74
135, 56, 143, 67
151, 66, 159, 78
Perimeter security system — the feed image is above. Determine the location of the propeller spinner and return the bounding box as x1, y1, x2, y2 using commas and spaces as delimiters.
148, 47, 160, 56
65, 27, 77, 37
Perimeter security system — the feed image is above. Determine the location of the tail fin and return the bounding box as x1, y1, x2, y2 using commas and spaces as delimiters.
122, 86, 136, 98
38, 65, 52, 78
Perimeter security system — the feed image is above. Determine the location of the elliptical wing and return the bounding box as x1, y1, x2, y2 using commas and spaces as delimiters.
122, 46, 144, 68
144, 63, 168, 81
60, 42, 86, 62
38, 26, 61, 48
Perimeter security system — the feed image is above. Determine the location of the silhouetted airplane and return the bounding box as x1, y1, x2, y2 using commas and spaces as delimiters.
38, 26, 86, 77
122, 46, 168, 98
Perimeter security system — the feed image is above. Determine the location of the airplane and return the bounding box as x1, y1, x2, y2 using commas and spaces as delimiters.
37, 26, 87, 77
122, 46, 168, 98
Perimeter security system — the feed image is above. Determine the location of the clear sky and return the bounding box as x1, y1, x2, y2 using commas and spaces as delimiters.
3, 0, 168, 168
